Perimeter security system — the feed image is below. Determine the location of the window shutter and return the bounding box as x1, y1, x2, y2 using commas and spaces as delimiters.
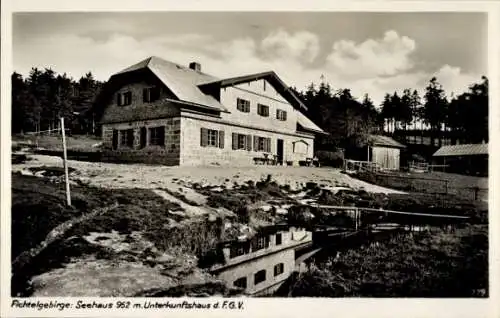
219, 130, 225, 149
200, 128, 208, 147
127, 129, 134, 148
112, 130, 118, 150
232, 133, 238, 150
253, 136, 259, 151
140, 127, 147, 148
246, 135, 252, 151
160, 126, 166, 146
266, 138, 271, 152
283, 111, 287, 121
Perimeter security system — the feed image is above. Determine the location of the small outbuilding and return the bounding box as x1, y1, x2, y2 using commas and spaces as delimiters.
367, 134, 406, 170
432, 143, 488, 176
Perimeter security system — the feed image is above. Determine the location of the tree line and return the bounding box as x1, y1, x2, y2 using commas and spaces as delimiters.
293, 75, 488, 150
11, 67, 488, 148
12, 68, 104, 135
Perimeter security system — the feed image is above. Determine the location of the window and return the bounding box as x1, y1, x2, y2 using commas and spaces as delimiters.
208, 130, 218, 147
233, 277, 247, 289
254, 136, 271, 152
274, 263, 284, 276
230, 242, 250, 258
120, 129, 134, 148
238, 135, 246, 149
257, 104, 269, 117
200, 128, 224, 148
117, 91, 132, 106
149, 126, 165, 146
276, 109, 287, 121
143, 87, 160, 103
275, 233, 282, 245
263, 80, 266, 91
232, 133, 252, 151
254, 270, 266, 285
251, 236, 269, 251
237, 98, 250, 113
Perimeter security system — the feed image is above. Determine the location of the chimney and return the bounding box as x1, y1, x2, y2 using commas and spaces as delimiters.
189, 62, 201, 72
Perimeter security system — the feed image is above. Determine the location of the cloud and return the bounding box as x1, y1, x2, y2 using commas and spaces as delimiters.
325, 30, 416, 80
260, 29, 320, 63
13, 29, 481, 106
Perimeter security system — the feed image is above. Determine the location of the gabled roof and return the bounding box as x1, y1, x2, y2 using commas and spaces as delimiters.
198, 71, 308, 112
113, 56, 227, 112
433, 143, 488, 157
369, 135, 406, 148
198, 70, 325, 133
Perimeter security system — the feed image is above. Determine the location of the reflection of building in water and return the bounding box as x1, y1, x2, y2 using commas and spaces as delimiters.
211, 226, 312, 296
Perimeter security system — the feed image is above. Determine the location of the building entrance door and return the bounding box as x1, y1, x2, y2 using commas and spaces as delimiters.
277, 139, 284, 165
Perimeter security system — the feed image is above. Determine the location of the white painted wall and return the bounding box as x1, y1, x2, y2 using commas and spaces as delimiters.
180, 116, 314, 166
219, 79, 298, 133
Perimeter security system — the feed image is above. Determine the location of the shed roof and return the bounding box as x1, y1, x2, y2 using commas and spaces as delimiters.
433, 143, 488, 157
369, 134, 406, 148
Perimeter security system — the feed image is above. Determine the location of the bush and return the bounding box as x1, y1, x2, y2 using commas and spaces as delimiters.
290, 225, 488, 297
12, 154, 29, 164
315, 150, 344, 167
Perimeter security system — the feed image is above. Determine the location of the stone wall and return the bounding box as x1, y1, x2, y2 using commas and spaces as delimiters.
101, 117, 181, 165
100, 79, 179, 124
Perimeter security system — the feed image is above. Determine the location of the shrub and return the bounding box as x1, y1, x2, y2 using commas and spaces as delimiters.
315, 150, 344, 168
289, 225, 488, 297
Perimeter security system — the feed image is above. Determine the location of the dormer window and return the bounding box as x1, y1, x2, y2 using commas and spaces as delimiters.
237, 98, 250, 113
143, 87, 160, 103
117, 91, 132, 106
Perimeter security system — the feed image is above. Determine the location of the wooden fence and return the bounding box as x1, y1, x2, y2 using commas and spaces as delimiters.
357, 172, 487, 201
309, 204, 471, 230
343, 159, 380, 173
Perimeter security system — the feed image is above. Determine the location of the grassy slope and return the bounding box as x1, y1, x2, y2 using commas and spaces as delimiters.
11, 173, 234, 296
12, 134, 101, 151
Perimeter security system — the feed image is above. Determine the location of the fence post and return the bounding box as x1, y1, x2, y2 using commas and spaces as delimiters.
60, 117, 71, 206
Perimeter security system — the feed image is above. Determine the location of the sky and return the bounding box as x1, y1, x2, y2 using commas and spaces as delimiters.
12, 12, 487, 105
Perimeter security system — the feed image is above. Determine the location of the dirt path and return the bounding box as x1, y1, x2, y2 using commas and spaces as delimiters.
13, 154, 404, 194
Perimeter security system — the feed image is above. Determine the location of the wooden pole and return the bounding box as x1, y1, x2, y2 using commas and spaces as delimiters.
60, 117, 71, 206
355, 208, 359, 231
